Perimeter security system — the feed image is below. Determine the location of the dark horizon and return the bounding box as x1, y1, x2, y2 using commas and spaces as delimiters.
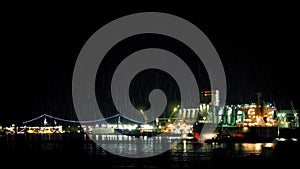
1, 8, 299, 125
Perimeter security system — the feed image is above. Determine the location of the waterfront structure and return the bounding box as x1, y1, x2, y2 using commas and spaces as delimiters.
1, 90, 298, 137
276, 109, 299, 128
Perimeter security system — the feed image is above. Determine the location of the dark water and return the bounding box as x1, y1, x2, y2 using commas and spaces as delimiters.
0, 133, 298, 168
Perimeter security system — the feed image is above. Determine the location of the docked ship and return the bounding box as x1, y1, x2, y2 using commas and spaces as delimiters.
114, 124, 162, 137
193, 92, 280, 143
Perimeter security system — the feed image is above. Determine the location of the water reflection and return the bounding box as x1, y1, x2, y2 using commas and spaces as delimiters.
90, 134, 179, 158
1, 133, 298, 168
10, 133, 223, 160
1, 133, 275, 157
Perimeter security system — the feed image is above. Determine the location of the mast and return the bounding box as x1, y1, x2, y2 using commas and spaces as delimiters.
256, 92, 262, 117
290, 100, 296, 114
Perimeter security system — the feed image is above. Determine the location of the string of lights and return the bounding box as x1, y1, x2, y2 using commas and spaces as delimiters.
22, 113, 144, 125
22, 114, 47, 124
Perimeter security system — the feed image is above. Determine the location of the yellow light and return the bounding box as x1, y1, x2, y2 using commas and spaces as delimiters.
172, 105, 180, 112
243, 127, 249, 132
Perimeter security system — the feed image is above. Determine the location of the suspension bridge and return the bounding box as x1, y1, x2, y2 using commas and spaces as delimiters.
22, 113, 145, 125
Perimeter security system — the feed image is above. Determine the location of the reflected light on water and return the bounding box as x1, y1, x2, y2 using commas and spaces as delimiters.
89, 134, 272, 157
243, 143, 262, 151
183, 140, 187, 153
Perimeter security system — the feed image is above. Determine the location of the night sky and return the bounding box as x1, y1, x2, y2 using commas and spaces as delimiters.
1, 6, 299, 125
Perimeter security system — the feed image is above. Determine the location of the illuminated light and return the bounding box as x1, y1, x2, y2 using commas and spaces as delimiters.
291, 138, 298, 141
118, 135, 123, 141
234, 133, 245, 138
264, 143, 274, 148
242, 127, 249, 132
202, 133, 217, 140
194, 132, 200, 142
277, 138, 287, 141
183, 140, 187, 152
